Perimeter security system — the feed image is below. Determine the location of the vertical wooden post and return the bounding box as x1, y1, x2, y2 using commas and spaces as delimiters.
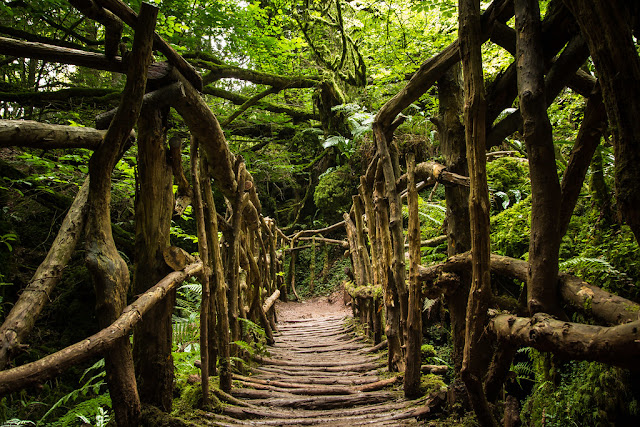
132, 105, 174, 411
84, 4, 157, 424
458, 0, 497, 424
190, 138, 210, 406
404, 153, 423, 398
200, 159, 232, 392
374, 163, 404, 372
515, 0, 562, 316
227, 161, 247, 343
353, 195, 373, 285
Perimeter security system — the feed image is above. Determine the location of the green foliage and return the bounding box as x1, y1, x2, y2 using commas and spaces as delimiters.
286, 245, 350, 299
560, 256, 633, 290
37, 359, 111, 427
486, 157, 530, 213
420, 344, 436, 359
313, 165, 357, 222
173, 280, 202, 352
490, 196, 532, 259
522, 360, 639, 426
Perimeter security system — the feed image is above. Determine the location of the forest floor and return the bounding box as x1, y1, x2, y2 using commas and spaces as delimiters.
198, 293, 440, 426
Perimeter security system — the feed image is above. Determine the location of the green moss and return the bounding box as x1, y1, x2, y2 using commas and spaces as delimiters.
313, 165, 357, 221
420, 374, 447, 395
345, 281, 382, 300
421, 344, 436, 358
172, 383, 202, 414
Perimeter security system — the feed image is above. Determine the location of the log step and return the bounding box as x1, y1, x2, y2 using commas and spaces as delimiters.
215, 312, 430, 425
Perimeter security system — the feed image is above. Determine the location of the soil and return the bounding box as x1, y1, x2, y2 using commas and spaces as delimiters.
274, 286, 351, 321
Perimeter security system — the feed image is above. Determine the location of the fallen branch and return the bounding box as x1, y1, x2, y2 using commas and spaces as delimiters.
490, 313, 640, 370
0, 119, 106, 149
418, 252, 640, 325
262, 289, 281, 313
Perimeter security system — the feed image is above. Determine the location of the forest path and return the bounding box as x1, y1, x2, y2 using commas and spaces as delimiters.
202, 298, 428, 426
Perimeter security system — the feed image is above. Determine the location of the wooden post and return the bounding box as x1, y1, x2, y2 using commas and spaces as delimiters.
190, 138, 211, 406
515, 0, 563, 316
374, 164, 404, 372
200, 158, 232, 392
458, 0, 497, 424
404, 153, 423, 398
83, 3, 158, 424
132, 103, 174, 411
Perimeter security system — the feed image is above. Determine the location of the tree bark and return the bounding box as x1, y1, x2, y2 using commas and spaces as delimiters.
490, 313, 640, 369
190, 139, 212, 406
0, 36, 125, 73
374, 166, 403, 372
200, 159, 232, 392
458, 0, 496, 425
132, 105, 174, 412
0, 119, 106, 149
558, 83, 607, 236
515, 0, 562, 316
418, 252, 640, 326
84, 5, 157, 425
404, 153, 422, 398
563, 0, 640, 244
438, 63, 472, 365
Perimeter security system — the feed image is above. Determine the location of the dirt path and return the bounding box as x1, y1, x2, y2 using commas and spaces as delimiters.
202, 298, 428, 426
274, 292, 351, 322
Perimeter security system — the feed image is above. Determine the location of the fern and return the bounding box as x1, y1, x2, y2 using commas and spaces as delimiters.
560, 256, 632, 287
173, 318, 200, 352
50, 394, 111, 427
38, 359, 107, 425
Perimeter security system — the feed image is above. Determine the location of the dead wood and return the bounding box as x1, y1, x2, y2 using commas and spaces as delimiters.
403, 235, 447, 249
490, 313, 640, 369
254, 355, 380, 369
421, 365, 449, 375
0, 263, 201, 396
0, 119, 106, 149
250, 371, 381, 386
163, 246, 196, 271
220, 399, 411, 421
252, 364, 379, 377
198, 158, 232, 391
0, 35, 125, 73
354, 375, 401, 392
419, 251, 640, 325
405, 153, 422, 398
565, 0, 640, 244
190, 140, 212, 405
95, 81, 185, 130
0, 178, 89, 370
131, 100, 175, 411
83, 6, 158, 424
459, 0, 496, 424
262, 289, 281, 313
359, 339, 388, 354
242, 391, 393, 410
